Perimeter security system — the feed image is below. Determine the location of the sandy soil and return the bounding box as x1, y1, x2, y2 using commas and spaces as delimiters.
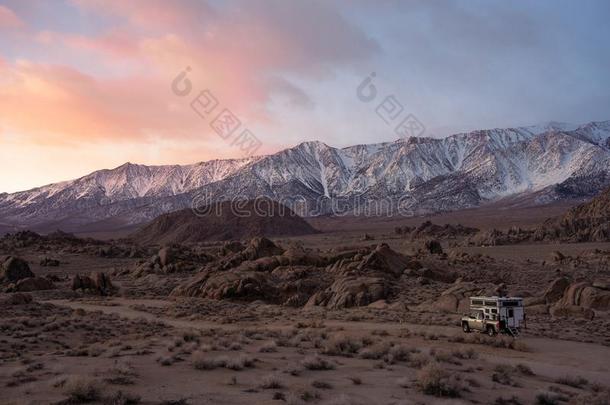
1, 207, 609, 404
2, 296, 609, 405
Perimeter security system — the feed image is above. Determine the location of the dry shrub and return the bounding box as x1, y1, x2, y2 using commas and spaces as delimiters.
386, 344, 412, 363
63, 376, 103, 403
259, 374, 284, 389
416, 362, 463, 397
515, 363, 535, 376
492, 364, 518, 386
311, 379, 333, 389
322, 334, 362, 357
451, 348, 477, 360
192, 352, 219, 370
408, 352, 431, 369
554, 375, 588, 389
572, 388, 610, 405
433, 350, 461, 365
535, 391, 567, 405
105, 390, 141, 405
301, 355, 335, 370
359, 343, 389, 360
192, 352, 253, 371
225, 354, 254, 370
105, 363, 138, 386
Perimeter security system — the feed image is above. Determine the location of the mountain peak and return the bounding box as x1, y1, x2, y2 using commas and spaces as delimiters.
1, 119, 609, 233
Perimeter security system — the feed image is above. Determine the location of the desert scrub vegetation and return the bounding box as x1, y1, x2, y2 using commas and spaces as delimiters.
104, 362, 139, 385
416, 362, 464, 397
105, 390, 141, 405
311, 379, 333, 389
321, 334, 363, 357
535, 391, 568, 405
408, 352, 432, 369
492, 363, 537, 387
192, 352, 255, 371
259, 373, 284, 389
301, 355, 336, 370
62, 376, 104, 403
491, 364, 520, 386
554, 375, 588, 389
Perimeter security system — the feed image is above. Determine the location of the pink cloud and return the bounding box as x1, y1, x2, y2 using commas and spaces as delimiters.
0, 5, 23, 29
0, 1, 379, 191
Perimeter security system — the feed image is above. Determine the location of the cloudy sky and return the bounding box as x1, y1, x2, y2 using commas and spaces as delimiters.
1, 0, 609, 193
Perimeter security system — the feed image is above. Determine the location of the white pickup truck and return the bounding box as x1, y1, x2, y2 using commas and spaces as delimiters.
461, 296, 525, 337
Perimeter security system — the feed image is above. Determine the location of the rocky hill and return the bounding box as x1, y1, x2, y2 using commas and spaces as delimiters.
468, 186, 610, 245
544, 186, 610, 241
129, 199, 318, 245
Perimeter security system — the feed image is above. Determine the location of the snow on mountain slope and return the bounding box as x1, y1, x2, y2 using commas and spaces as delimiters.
1, 121, 609, 232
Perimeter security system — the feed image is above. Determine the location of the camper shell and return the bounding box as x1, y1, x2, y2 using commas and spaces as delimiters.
461, 296, 524, 336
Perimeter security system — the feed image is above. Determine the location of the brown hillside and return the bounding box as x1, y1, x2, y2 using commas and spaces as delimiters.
545, 186, 610, 241
130, 198, 318, 245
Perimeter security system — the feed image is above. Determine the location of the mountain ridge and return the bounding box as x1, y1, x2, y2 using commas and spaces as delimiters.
2, 120, 610, 233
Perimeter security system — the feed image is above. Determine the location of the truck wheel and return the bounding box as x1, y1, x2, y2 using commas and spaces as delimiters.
462, 323, 470, 333
486, 326, 495, 337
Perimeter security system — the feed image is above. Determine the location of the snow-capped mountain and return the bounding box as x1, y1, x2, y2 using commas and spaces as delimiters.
1, 121, 609, 233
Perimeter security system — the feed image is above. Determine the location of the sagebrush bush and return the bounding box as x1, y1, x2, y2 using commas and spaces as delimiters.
555, 375, 588, 388
63, 376, 103, 403
322, 334, 362, 357
416, 362, 463, 397
259, 374, 284, 389
301, 355, 335, 370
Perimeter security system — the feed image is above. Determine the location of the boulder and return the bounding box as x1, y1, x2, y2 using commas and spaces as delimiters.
549, 280, 610, 318
220, 237, 284, 269
1, 257, 34, 282
357, 244, 413, 277
158, 246, 174, 267
94, 272, 114, 295
71, 272, 114, 295
542, 277, 570, 303
307, 276, 389, 309
550, 304, 595, 320
406, 267, 458, 283
14, 277, 55, 292
368, 299, 389, 309
171, 269, 276, 301
418, 282, 495, 313
592, 279, 610, 291
71, 274, 97, 291
555, 281, 610, 311
422, 239, 443, 255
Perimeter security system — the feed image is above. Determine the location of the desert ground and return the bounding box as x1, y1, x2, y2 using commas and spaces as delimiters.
1, 204, 609, 405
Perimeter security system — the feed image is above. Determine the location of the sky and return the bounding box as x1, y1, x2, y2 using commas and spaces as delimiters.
0, 0, 609, 193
